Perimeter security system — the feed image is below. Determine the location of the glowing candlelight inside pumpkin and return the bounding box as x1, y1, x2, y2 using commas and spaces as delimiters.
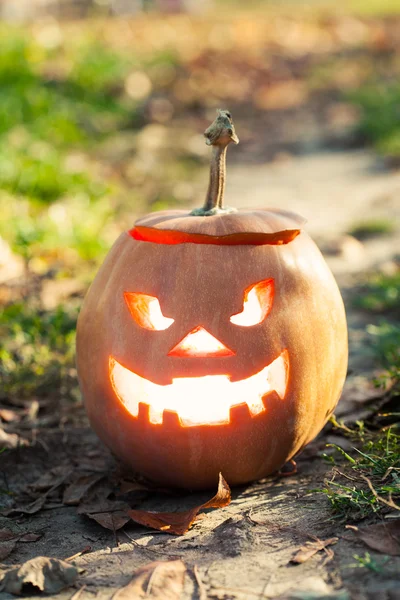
109, 350, 289, 427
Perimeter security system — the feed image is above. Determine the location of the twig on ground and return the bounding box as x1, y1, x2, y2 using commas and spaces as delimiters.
70, 585, 87, 600
122, 530, 181, 557
65, 546, 91, 562
360, 475, 400, 511
193, 565, 207, 600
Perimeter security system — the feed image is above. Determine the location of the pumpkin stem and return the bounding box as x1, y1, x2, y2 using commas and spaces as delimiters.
190, 109, 239, 216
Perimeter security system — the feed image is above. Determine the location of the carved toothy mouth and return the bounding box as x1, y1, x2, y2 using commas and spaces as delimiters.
109, 351, 289, 427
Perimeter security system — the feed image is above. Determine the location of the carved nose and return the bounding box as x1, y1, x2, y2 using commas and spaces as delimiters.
168, 326, 235, 358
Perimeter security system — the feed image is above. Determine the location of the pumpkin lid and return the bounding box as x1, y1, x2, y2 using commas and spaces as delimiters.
130, 110, 305, 246
130, 208, 305, 246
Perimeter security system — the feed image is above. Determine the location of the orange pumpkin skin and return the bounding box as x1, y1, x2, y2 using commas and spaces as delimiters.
76, 209, 348, 490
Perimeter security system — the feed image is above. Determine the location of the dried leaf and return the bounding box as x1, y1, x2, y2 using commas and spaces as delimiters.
18, 533, 42, 543
76, 477, 114, 509
349, 520, 400, 556
2, 495, 46, 516
86, 511, 131, 531
4, 468, 73, 517
30, 466, 72, 492
78, 498, 130, 531
113, 560, 186, 600
63, 474, 105, 505
290, 537, 338, 564
0, 529, 16, 541
117, 479, 151, 495
128, 473, 231, 535
0, 541, 16, 560
0, 556, 78, 595
0, 529, 41, 543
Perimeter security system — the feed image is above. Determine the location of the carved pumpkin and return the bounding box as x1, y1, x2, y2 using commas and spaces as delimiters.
76, 111, 347, 490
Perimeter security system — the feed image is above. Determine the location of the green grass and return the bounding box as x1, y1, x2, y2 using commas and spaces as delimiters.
0, 29, 135, 271
0, 144, 107, 204
351, 552, 390, 574
316, 268, 400, 520
0, 193, 115, 270
355, 272, 400, 315
349, 83, 400, 160
346, 0, 400, 15
319, 425, 400, 520
355, 269, 400, 385
215, 0, 400, 15
348, 220, 396, 241
0, 32, 132, 146
0, 303, 79, 402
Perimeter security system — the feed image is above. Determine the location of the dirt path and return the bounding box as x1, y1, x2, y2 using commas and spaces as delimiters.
1, 149, 399, 600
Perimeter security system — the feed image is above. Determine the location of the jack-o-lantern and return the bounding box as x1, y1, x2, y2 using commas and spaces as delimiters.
76, 110, 348, 490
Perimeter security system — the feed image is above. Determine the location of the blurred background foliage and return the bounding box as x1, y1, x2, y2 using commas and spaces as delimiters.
0, 0, 399, 407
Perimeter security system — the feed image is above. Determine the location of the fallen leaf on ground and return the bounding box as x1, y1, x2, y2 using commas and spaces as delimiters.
348, 520, 400, 556
2, 496, 47, 516
63, 473, 105, 505
0, 529, 42, 542
30, 466, 72, 492
86, 510, 131, 531
290, 537, 338, 564
128, 473, 231, 535
0, 529, 43, 561
78, 499, 131, 531
113, 560, 186, 599
117, 479, 152, 495
18, 533, 42, 543
4, 469, 72, 517
0, 529, 16, 541
0, 557, 79, 595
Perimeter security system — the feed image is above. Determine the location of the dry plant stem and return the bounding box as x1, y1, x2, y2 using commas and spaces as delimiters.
193, 565, 207, 600
204, 145, 228, 212
190, 109, 239, 216
361, 474, 400, 511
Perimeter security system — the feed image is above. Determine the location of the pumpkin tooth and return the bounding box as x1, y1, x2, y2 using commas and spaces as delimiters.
229, 402, 252, 424
138, 402, 150, 422
162, 410, 181, 428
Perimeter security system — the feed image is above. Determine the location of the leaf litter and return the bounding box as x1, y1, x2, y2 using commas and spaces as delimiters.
347, 520, 400, 556
290, 537, 338, 564
63, 473, 105, 505
128, 473, 231, 535
2, 469, 72, 516
0, 529, 42, 561
69, 469, 231, 535
0, 556, 79, 596
112, 560, 186, 600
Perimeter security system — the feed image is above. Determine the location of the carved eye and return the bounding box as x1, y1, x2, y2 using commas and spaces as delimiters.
230, 279, 274, 327
124, 293, 174, 331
